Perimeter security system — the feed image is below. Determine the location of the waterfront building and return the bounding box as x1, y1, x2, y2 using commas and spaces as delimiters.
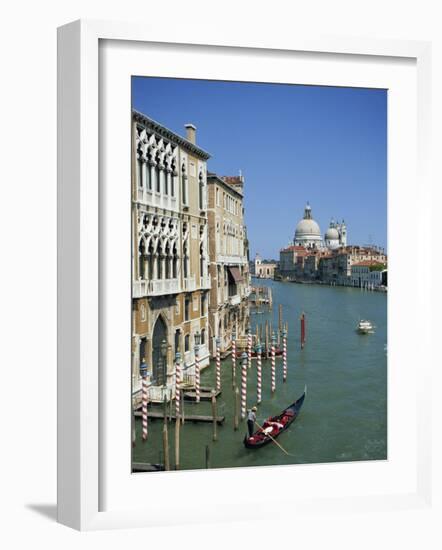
254, 253, 278, 279
132, 111, 211, 403
351, 261, 387, 288
207, 173, 251, 356
320, 246, 387, 285
279, 245, 305, 280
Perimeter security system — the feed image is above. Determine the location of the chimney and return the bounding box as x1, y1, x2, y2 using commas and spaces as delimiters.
185, 123, 197, 144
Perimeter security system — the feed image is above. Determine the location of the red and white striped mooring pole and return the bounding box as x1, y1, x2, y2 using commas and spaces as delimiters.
271, 333, 276, 394
282, 328, 287, 382
215, 337, 221, 392
141, 374, 149, 442
231, 331, 237, 388
175, 351, 181, 418
247, 326, 252, 369
241, 351, 248, 419
195, 344, 201, 403
256, 342, 262, 404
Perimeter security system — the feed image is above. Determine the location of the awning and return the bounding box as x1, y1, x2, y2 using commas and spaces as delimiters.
227, 266, 243, 283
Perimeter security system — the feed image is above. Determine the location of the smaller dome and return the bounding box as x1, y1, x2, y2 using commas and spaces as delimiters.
325, 227, 339, 241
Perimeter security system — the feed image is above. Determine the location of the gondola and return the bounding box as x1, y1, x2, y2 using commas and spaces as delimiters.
243, 387, 306, 449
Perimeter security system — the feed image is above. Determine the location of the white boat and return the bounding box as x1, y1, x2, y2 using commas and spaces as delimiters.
357, 320, 374, 334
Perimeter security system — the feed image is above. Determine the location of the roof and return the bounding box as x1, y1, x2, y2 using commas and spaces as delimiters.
207, 173, 244, 197
352, 260, 384, 267
280, 245, 306, 253
132, 109, 211, 160
222, 176, 244, 186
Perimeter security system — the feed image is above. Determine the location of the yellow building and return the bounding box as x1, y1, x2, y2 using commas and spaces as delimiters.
207, 173, 251, 356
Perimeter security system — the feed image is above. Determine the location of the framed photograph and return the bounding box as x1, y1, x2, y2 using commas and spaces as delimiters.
57, 20, 432, 530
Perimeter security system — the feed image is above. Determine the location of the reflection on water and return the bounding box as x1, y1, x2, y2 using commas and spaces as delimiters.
133, 279, 387, 470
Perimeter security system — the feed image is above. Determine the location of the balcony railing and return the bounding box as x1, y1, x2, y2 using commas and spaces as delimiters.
135, 188, 178, 211
149, 279, 179, 296
133, 280, 149, 298
133, 278, 179, 297
217, 254, 248, 265
200, 275, 211, 289
183, 276, 196, 291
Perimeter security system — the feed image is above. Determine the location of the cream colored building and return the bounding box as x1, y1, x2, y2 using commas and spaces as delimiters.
132, 111, 211, 403
254, 253, 277, 279
207, 173, 251, 356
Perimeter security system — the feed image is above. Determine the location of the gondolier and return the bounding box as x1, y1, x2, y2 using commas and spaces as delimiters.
244, 386, 307, 449
247, 407, 257, 438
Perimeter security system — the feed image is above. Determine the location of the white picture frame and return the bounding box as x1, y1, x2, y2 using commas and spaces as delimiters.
57, 19, 433, 531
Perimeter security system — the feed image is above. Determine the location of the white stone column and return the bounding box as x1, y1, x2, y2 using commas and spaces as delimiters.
140, 160, 145, 189
167, 256, 172, 279
149, 163, 155, 191
153, 254, 158, 280
158, 168, 164, 194
160, 255, 166, 280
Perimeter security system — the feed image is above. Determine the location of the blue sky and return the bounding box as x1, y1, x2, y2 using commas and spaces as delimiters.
132, 77, 387, 259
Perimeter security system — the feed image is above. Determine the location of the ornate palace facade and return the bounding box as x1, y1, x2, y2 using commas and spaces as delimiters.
132, 111, 211, 402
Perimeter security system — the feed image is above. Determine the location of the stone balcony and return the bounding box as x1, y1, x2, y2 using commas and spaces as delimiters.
135, 188, 178, 212
200, 275, 211, 289
133, 278, 180, 298
183, 276, 196, 292
229, 294, 241, 306
217, 254, 248, 265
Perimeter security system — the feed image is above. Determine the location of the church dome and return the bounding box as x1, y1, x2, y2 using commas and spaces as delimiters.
325, 227, 339, 241
294, 203, 323, 248
295, 218, 321, 238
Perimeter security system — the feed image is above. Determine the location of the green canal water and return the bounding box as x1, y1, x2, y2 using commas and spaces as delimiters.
133, 279, 387, 471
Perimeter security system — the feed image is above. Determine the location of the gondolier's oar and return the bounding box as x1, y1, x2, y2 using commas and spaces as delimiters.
254, 421, 293, 457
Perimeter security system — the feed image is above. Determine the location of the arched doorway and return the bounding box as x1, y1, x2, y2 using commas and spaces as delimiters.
152, 316, 168, 385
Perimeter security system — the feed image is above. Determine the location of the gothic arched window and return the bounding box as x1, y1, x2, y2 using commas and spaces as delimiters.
155, 154, 161, 193
137, 157, 143, 188
164, 160, 169, 195
181, 163, 187, 205
138, 240, 145, 279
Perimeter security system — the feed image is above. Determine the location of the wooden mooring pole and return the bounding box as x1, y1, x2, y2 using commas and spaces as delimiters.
301, 312, 306, 349
211, 390, 218, 441
169, 389, 173, 421
265, 321, 269, 359
181, 388, 185, 425
234, 386, 239, 430
163, 394, 170, 470
205, 445, 210, 469
175, 417, 180, 470
278, 304, 282, 346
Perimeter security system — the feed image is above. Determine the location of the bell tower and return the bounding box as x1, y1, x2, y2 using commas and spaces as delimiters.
339, 219, 347, 246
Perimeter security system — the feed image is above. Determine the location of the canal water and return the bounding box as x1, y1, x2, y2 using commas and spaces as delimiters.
133, 278, 387, 471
